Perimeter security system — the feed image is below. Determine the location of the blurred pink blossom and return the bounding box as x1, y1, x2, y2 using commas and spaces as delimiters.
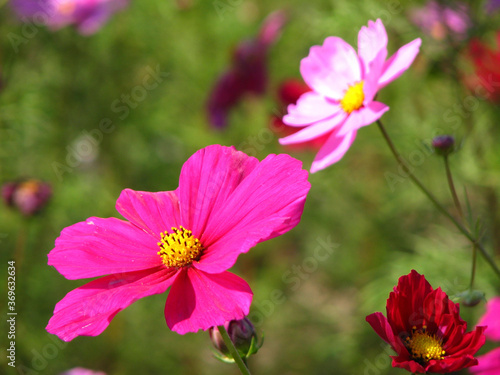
410, 1, 471, 41
2, 179, 52, 216
11, 0, 129, 35
486, 0, 500, 13
59, 368, 106, 375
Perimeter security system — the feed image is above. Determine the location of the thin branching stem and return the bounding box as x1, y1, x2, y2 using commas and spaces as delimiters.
376, 120, 500, 278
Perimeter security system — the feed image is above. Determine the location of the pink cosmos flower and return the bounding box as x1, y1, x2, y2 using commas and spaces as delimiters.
469, 297, 500, 375
279, 19, 421, 173
46, 145, 310, 341
11, 0, 129, 35
478, 297, 500, 341
470, 347, 500, 375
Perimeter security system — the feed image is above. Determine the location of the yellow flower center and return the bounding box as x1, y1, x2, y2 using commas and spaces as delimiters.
340, 81, 365, 114
405, 326, 446, 363
157, 226, 204, 268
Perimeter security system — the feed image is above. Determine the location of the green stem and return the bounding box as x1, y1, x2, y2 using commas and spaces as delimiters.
217, 325, 251, 375
376, 120, 500, 278
443, 155, 464, 220
470, 244, 477, 290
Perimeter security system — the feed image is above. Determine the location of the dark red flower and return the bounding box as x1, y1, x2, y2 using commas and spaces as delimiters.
206, 10, 287, 128
468, 32, 500, 103
366, 270, 486, 374
270, 79, 329, 151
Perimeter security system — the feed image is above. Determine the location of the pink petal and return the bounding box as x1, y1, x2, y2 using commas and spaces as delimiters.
196, 153, 310, 273
310, 128, 357, 173
279, 110, 347, 145
358, 19, 388, 77
470, 347, 500, 374
46, 267, 177, 341
337, 102, 389, 136
257, 10, 287, 47
48, 217, 162, 280
301, 36, 361, 99
478, 297, 500, 341
177, 145, 259, 239
362, 49, 387, 103
165, 268, 252, 334
378, 38, 422, 89
283, 91, 341, 126
115, 189, 181, 238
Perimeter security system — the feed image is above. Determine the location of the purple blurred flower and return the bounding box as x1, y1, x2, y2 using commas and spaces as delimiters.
206, 10, 287, 128
59, 368, 106, 375
410, 1, 471, 41
10, 0, 129, 35
486, 0, 500, 13
2, 179, 52, 216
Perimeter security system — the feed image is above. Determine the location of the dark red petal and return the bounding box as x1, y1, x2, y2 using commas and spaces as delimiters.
447, 326, 486, 357
387, 270, 433, 334
425, 355, 478, 373
391, 356, 427, 373
366, 312, 407, 355
423, 287, 458, 329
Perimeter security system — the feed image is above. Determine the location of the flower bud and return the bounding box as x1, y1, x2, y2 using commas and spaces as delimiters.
457, 289, 485, 307
432, 135, 455, 156
2, 179, 52, 216
208, 317, 261, 362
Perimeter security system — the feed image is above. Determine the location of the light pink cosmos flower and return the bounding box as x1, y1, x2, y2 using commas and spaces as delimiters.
11, 0, 129, 35
279, 19, 421, 173
46, 145, 310, 341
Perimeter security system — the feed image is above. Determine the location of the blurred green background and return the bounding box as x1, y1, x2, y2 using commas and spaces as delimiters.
1, 0, 500, 374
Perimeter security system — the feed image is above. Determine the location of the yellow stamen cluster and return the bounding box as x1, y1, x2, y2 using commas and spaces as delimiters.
157, 226, 204, 268
405, 326, 446, 363
340, 81, 365, 114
